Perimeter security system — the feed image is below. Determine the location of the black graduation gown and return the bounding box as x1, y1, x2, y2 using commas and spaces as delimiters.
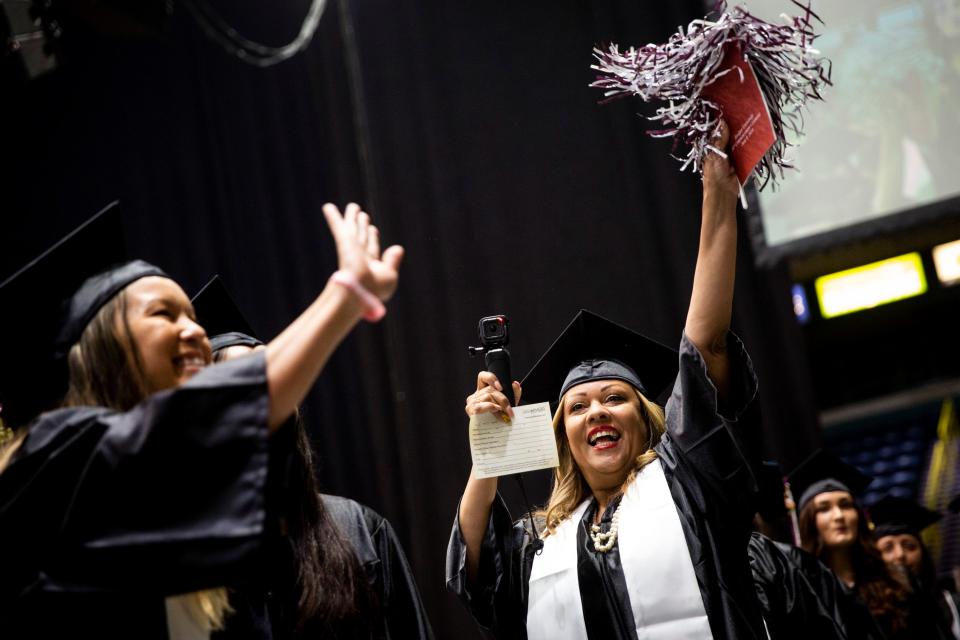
939, 589, 960, 639
216, 494, 434, 640
0, 352, 272, 639
895, 576, 958, 640
747, 531, 885, 640
446, 332, 768, 639
323, 495, 435, 639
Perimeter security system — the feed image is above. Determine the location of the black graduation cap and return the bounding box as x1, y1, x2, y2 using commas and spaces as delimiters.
520, 309, 678, 409
756, 460, 788, 519
191, 276, 262, 353
787, 449, 873, 513
0, 202, 165, 428
869, 495, 941, 538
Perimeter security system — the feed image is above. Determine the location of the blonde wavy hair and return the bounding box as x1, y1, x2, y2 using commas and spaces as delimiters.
538, 386, 665, 537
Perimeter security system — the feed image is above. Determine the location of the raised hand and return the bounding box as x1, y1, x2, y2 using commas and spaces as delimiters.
465, 371, 521, 422
686, 118, 739, 399
460, 371, 522, 582
322, 203, 405, 302
702, 120, 740, 203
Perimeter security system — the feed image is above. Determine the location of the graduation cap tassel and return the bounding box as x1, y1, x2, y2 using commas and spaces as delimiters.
783, 478, 802, 547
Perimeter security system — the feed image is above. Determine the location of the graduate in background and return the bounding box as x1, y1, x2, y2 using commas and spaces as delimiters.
448, 120, 769, 639
871, 495, 960, 639
0, 201, 403, 638
790, 450, 950, 639
192, 276, 433, 639
748, 461, 880, 639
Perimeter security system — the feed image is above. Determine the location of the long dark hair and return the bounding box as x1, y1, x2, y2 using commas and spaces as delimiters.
908, 535, 939, 593
286, 414, 374, 630
799, 499, 910, 634
211, 349, 373, 631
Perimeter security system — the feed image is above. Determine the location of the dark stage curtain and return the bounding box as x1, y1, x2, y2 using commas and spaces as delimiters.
1, 1, 822, 635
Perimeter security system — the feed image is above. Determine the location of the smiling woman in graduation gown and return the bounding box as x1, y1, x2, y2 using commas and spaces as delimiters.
446, 121, 768, 639
0, 202, 404, 638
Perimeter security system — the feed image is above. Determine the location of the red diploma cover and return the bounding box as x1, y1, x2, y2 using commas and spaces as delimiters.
701, 42, 776, 185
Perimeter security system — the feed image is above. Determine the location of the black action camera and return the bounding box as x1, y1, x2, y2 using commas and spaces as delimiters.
478, 315, 509, 348
468, 314, 514, 406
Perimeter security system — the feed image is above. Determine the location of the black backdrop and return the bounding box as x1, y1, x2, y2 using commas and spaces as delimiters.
1, 1, 823, 635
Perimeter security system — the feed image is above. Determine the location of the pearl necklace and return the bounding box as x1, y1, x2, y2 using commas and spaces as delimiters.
589, 502, 622, 553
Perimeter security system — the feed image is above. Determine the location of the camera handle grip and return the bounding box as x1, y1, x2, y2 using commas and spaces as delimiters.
484, 347, 514, 407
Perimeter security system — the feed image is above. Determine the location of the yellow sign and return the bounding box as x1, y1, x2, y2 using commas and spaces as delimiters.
815, 253, 927, 319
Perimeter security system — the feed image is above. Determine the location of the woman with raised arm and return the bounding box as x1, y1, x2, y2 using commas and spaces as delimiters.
0, 202, 402, 639
447, 121, 769, 639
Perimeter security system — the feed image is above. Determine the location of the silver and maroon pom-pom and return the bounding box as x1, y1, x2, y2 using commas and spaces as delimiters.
591, 0, 831, 190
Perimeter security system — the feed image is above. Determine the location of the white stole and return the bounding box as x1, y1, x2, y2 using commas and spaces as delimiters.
527, 459, 713, 640
527, 498, 591, 640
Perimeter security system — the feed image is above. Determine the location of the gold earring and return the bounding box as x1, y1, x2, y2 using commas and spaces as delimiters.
0, 418, 14, 447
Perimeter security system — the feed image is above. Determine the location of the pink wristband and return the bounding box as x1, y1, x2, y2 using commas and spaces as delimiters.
330, 270, 386, 322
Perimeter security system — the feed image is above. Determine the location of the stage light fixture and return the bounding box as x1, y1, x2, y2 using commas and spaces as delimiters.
933, 239, 960, 286
1, 0, 60, 79
815, 253, 927, 319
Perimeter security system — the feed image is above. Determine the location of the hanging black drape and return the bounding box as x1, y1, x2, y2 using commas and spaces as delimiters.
1, 1, 822, 636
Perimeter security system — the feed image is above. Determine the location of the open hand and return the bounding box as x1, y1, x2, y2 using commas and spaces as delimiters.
322, 203, 405, 302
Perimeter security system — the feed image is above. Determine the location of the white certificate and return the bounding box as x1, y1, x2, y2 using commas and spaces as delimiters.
469, 401, 559, 479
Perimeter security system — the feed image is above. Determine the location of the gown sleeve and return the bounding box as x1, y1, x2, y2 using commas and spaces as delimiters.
322, 494, 434, 639
446, 493, 532, 638
747, 532, 852, 640
366, 507, 435, 639
660, 330, 761, 520
896, 574, 959, 640
1, 351, 271, 597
